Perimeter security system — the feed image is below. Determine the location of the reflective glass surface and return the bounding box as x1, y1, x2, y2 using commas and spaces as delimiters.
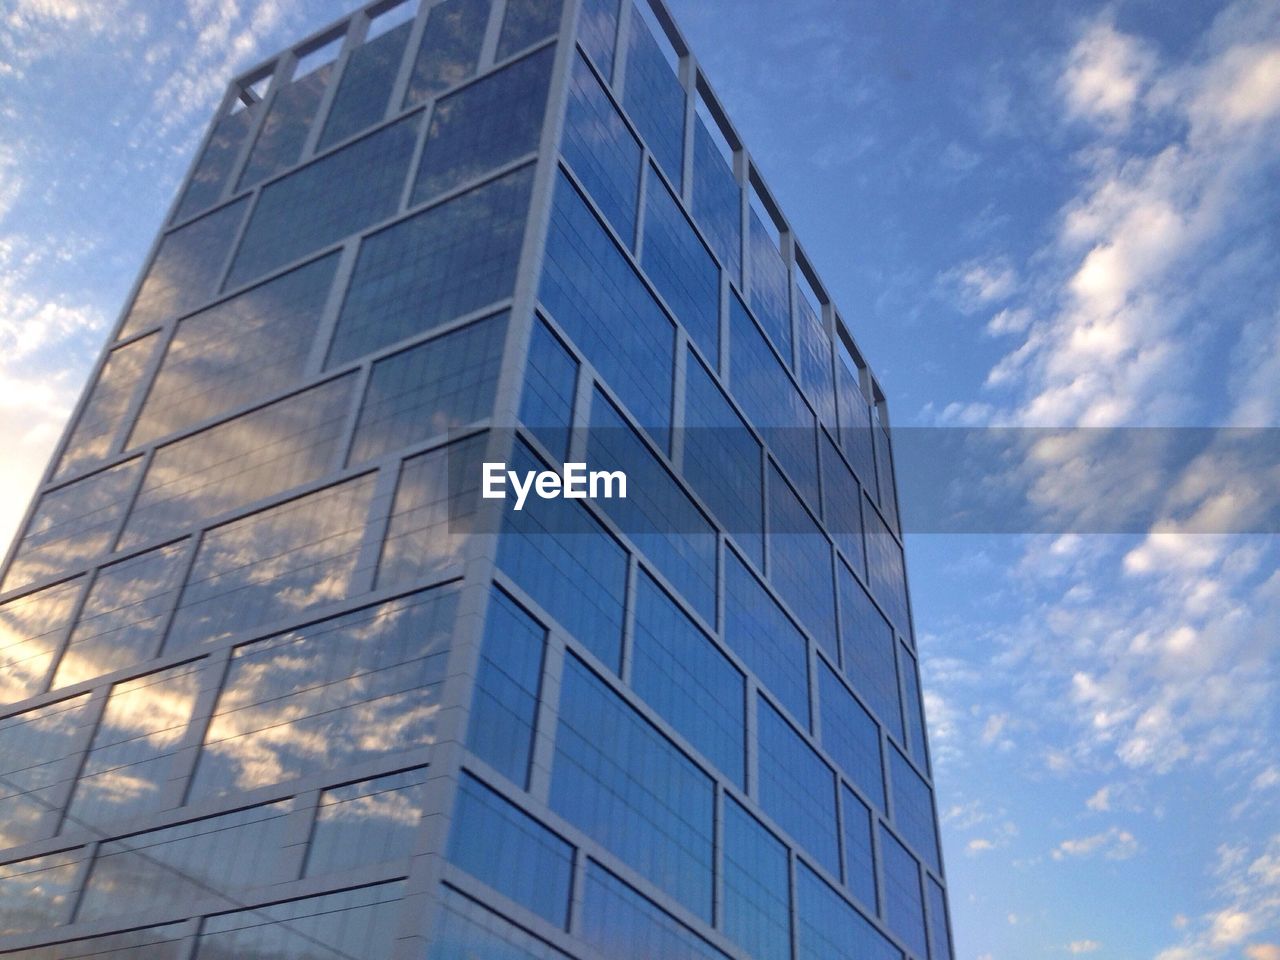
796, 861, 901, 960
0, 849, 85, 935
580, 861, 729, 960
128, 253, 339, 448
631, 570, 742, 784
239, 63, 334, 189
77, 800, 296, 920
305, 767, 429, 875
55, 334, 157, 481
641, 164, 719, 361
690, 115, 740, 284
51, 541, 186, 690
836, 345, 877, 493
519, 316, 578, 461
768, 463, 836, 657
0, 577, 82, 707
165, 473, 376, 650
842, 784, 877, 911
65, 662, 201, 831
901, 645, 929, 765
174, 107, 256, 222
497, 0, 562, 58
881, 825, 927, 959
577, 0, 620, 79
430, 885, 572, 959
0, 695, 92, 848
928, 876, 954, 960
560, 51, 641, 245
874, 411, 900, 531
588, 390, 716, 622
866, 500, 910, 634
227, 115, 419, 288
119, 199, 248, 339
796, 293, 836, 429
723, 548, 808, 727
327, 163, 533, 367
320, 22, 412, 150
0, 923, 189, 959
194, 882, 404, 959
413, 45, 553, 204
819, 660, 885, 811
3, 458, 142, 594
822, 432, 866, 579
448, 772, 573, 926
377, 434, 484, 587
190, 586, 457, 797
404, 0, 489, 105
889, 744, 940, 872
838, 560, 904, 742
350, 314, 506, 464
757, 695, 838, 876
540, 169, 674, 447
497, 439, 628, 670
622, 9, 684, 191
121, 375, 355, 549
467, 587, 546, 785
747, 207, 790, 359
552, 654, 713, 919
722, 796, 790, 960
682, 353, 762, 566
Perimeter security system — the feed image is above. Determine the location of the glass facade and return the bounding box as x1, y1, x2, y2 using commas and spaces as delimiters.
0, 1, 950, 958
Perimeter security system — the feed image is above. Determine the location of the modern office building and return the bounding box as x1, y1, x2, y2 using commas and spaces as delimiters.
0, 0, 953, 957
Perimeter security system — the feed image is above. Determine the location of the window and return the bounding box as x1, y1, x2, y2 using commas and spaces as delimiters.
226, 115, 419, 288
795, 288, 836, 429
768, 463, 837, 658
577, 0, 621, 79
747, 203, 790, 360
174, 108, 257, 222
467, 587, 546, 786
580, 861, 729, 960
900, 644, 930, 766
819, 660, 885, 811
165, 473, 376, 650
128, 253, 340, 448
519, 316, 578, 461
320, 21, 413, 150
795, 861, 901, 960
873, 404, 900, 531
238, 60, 335, 189
497, 0, 562, 58
691, 112, 740, 284
430, 885, 572, 959
305, 768, 430, 876
889, 744, 940, 872
0, 695, 92, 849
190, 586, 458, 798
822, 432, 867, 579
448, 772, 574, 926
0, 848, 86, 935
413, 45, 553, 203
622, 6, 684, 191
631, 569, 743, 785
757, 695, 838, 876
722, 796, 790, 960
552, 654, 714, 919
881, 826, 928, 959
838, 560, 904, 743
55, 333, 157, 480
842, 785, 877, 911
403, 0, 490, 105
865, 498, 910, 635
0, 577, 82, 706
836, 341, 877, 492
327, 163, 533, 367
0, 923, 189, 959
928, 877, 954, 960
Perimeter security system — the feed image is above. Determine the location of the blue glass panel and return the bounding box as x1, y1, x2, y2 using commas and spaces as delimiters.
175, 107, 256, 222
0, 578, 82, 708
631, 569, 743, 784
723, 548, 808, 727
842, 785, 877, 911
56, 332, 157, 480
430, 886, 573, 959
119, 198, 249, 338
691, 115, 740, 284
889, 744, 940, 872
349, 313, 507, 464
561, 51, 641, 244
757, 695, 838, 876
404, 0, 489, 105
747, 207, 790, 359
836, 346, 877, 493
588, 390, 716, 622
900, 645, 930, 766
578, 0, 620, 79
722, 796, 790, 960
327, 163, 533, 367
865, 499, 910, 635
796, 861, 901, 960
927, 877, 954, 960
768, 463, 837, 657
881, 826, 928, 959
682, 351, 762, 566
519, 317, 578, 460
581, 861, 729, 960
497, 439, 628, 669
0, 848, 86, 935
1, 924, 189, 959
822, 432, 866, 579
838, 560, 904, 742
730, 292, 819, 508
551, 654, 714, 919
320, 22, 412, 149
498, 0, 563, 58
449, 772, 574, 926
0, 694, 92, 848
796, 293, 836, 429
642, 164, 719, 360
540, 169, 674, 447
413, 45, 554, 204
305, 768, 429, 876
819, 660, 885, 811
227, 115, 418, 288
622, 8, 684, 190
239, 63, 334, 189
468, 587, 546, 785
873, 410, 900, 531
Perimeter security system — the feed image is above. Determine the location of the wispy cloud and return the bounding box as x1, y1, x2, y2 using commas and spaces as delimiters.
1052, 825, 1139, 861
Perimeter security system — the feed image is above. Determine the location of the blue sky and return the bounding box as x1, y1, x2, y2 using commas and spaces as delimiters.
1, 1, 1277, 958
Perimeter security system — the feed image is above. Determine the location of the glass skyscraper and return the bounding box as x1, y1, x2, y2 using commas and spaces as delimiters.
0, 0, 954, 957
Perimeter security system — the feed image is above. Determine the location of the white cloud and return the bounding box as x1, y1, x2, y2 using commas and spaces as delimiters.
1060, 18, 1157, 131
1067, 941, 1101, 955
1085, 786, 1111, 812
1052, 826, 1139, 861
